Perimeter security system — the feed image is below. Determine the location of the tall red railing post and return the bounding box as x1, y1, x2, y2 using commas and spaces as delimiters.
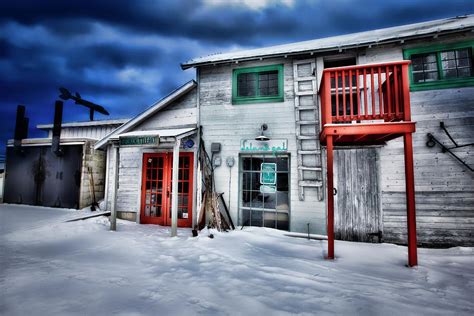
401, 63, 411, 121
404, 132, 418, 266
323, 71, 332, 125
326, 134, 335, 260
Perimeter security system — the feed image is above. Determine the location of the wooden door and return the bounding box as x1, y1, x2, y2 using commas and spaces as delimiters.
140, 152, 193, 227
333, 148, 382, 242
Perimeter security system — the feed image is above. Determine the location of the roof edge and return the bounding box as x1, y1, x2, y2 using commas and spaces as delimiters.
94, 80, 197, 150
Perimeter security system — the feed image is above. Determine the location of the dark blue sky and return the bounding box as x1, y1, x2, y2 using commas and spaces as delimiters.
0, 0, 473, 160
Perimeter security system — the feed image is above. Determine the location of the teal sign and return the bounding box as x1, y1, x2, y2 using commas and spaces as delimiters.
260, 163, 277, 185
120, 136, 158, 147
240, 139, 288, 156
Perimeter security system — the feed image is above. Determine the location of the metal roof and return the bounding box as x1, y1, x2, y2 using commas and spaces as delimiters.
94, 80, 197, 150
181, 15, 474, 69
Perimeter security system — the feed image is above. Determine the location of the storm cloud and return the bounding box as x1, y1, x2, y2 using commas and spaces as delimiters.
0, 0, 472, 160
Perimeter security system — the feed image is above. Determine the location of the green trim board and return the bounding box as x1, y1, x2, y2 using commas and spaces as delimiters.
403, 40, 474, 91
232, 64, 284, 104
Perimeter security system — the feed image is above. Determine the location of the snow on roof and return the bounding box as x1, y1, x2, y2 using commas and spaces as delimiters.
94, 80, 197, 150
37, 118, 130, 130
182, 15, 474, 69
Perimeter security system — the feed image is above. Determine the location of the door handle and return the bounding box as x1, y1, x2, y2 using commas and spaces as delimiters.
333, 188, 338, 196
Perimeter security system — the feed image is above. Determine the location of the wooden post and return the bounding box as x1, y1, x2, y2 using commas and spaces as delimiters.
326, 135, 335, 259
404, 132, 417, 266
110, 144, 119, 231
170, 138, 181, 237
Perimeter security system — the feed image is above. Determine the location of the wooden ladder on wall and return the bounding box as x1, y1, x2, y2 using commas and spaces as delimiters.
293, 59, 324, 201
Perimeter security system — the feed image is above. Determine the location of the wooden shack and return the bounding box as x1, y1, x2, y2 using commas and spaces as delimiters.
3, 119, 127, 209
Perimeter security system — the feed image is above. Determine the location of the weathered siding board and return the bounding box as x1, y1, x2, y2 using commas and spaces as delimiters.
135, 89, 197, 130
78, 141, 106, 209
334, 148, 382, 241
199, 58, 326, 235
58, 125, 122, 140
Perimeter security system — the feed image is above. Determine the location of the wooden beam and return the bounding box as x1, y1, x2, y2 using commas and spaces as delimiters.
404, 132, 418, 266
326, 135, 335, 260
170, 138, 181, 237
110, 144, 119, 231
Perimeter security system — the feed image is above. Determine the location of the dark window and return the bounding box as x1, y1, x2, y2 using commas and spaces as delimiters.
258, 71, 279, 96
405, 43, 474, 90
411, 53, 439, 83
237, 72, 257, 97
232, 64, 284, 104
440, 48, 473, 79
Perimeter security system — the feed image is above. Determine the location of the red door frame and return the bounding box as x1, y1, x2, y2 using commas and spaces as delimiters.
140, 152, 193, 227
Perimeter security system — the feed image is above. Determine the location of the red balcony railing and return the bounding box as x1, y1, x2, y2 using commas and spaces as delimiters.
320, 61, 412, 126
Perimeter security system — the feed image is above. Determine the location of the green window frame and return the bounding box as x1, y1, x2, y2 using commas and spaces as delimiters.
232, 64, 284, 104
403, 41, 474, 91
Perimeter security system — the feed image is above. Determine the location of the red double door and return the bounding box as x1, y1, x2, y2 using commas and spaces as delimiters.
140, 152, 193, 227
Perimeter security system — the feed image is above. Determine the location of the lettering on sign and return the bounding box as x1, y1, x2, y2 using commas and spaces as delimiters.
240, 139, 288, 155
119, 136, 159, 147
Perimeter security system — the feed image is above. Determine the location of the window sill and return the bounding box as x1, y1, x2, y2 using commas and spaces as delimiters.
410, 77, 474, 92
232, 96, 284, 105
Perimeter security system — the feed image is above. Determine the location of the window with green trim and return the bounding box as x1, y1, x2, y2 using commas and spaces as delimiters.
232, 64, 284, 104
403, 41, 474, 91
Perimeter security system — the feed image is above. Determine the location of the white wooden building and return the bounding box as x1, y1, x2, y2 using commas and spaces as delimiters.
100, 15, 473, 248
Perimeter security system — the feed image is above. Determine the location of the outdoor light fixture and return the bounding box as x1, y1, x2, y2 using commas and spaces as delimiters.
255, 124, 270, 141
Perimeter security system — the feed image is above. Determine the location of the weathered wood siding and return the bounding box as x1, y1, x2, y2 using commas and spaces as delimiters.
198, 58, 326, 234
78, 141, 106, 209
47, 124, 124, 139
104, 88, 198, 221
364, 37, 474, 246
334, 148, 382, 242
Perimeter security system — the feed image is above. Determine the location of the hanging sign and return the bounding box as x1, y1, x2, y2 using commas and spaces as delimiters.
260, 162, 277, 185
119, 136, 159, 147
260, 185, 276, 194
240, 139, 288, 155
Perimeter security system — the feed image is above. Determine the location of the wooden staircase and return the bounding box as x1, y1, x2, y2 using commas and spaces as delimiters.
292, 59, 323, 201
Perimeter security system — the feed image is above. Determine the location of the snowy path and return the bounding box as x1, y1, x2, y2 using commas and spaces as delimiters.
1, 204, 473, 315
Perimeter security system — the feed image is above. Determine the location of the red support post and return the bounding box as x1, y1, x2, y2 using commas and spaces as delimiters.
326, 135, 335, 260
404, 132, 418, 267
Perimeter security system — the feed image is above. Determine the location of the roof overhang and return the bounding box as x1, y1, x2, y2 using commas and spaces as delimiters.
110, 128, 197, 145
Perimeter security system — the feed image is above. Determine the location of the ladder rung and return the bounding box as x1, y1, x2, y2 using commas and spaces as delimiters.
298, 150, 321, 155
295, 91, 314, 96
296, 106, 317, 111
297, 135, 318, 140
298, 166, 322, 171
299, 180, 323, 187
296, 120, 318, 125
295, 76, 315, 81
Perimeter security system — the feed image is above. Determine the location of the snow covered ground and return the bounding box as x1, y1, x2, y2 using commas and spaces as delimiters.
1, 204, 473, 316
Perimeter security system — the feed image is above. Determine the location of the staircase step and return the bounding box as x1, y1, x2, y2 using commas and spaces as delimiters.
299, 180, 323, 187
298, 166, 322, 171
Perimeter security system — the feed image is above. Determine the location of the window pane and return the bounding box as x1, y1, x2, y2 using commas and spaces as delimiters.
258, 71, 279, 96
440, 48, 473, 79
237, 73, 257, 97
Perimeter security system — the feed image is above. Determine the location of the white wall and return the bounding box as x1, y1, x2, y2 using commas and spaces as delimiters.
199, 58, 326, 234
